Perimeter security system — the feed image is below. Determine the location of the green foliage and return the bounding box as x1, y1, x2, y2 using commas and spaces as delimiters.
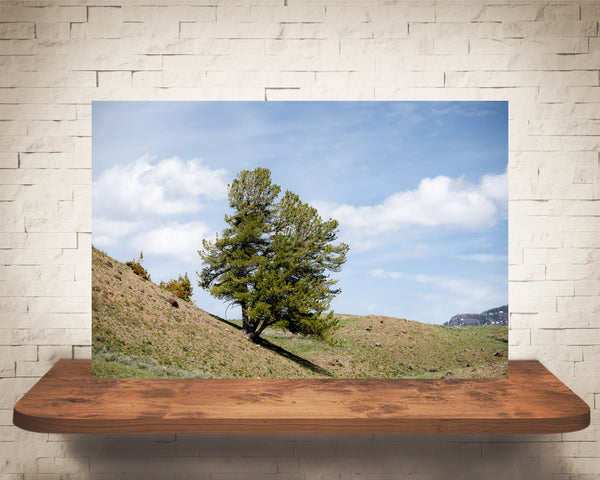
126, 251, 151, 281
198, 168, 349, 343
160, 273, 193, 302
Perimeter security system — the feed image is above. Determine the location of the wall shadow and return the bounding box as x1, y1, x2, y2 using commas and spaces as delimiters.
63, 433, 557, 480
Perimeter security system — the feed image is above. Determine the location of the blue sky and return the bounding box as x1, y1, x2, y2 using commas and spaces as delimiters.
92, 101, 508, 324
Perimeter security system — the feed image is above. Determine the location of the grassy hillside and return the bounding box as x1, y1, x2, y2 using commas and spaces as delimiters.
228, 316, 507, 379
92, 247, 322, 378
92, 247, 508, 379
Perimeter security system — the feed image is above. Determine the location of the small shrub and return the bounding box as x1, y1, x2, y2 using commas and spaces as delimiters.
160, 273, 193, 302
126, 251, 151, 281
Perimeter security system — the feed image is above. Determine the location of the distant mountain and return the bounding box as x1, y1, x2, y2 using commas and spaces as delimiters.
444, 305, 508, 327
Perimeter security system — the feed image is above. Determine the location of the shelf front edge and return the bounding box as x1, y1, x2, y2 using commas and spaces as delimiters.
13, 360, 591, 435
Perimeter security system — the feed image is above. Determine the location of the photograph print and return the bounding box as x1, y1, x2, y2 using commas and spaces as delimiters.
92, 101, 509, 379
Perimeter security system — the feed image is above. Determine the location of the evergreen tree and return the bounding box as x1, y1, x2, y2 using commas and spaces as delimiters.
198, 168, 280, 337
198, 168, 348, 342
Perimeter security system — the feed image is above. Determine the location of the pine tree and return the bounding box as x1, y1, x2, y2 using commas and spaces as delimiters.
198, 168, 348, 343
198, 168, 281, 337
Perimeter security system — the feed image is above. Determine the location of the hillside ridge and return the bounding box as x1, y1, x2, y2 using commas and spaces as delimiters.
92, 247, 508, 379
92, 246, 322, 378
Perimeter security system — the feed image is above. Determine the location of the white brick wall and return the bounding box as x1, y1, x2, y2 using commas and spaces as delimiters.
1, 0, 599, 478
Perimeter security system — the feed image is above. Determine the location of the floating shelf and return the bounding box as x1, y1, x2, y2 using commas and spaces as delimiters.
13, 360, 589, 434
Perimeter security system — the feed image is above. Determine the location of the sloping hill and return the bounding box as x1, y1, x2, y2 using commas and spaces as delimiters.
92, 247, 508, 379
92, 247, 323, 378
252, 314, 508, 379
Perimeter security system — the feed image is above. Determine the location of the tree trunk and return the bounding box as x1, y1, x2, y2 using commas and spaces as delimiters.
241, 310, 251, 332
246, 331, 260, 343
241, 302, 258, 341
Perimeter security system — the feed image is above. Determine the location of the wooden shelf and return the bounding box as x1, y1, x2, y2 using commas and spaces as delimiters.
13, 360, 589, 434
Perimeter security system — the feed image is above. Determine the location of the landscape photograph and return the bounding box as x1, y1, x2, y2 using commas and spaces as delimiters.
92, 101, 509, 379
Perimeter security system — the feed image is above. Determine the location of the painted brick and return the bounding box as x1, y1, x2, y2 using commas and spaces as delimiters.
0, 70, 97, 89
204, 71, 315, 89
37, 346, 72, 363
546, 264, 595, 281
575, 280, 600, 297
582, 3, 600, 21
0, 121, 27, 136
410, 21, 503, 39
538, 85, 600, 104
542, 3, 580, 21
531, 328, 566, 346
152, 86, 264, 101
567, 329, 600, 346
366, 4, 435, 23
97, 71, 132, 88
19, 153, 82, 169
530, 119, 600, 136
250, 5, 325, 22
0, 169, 90, 186
265, 38, 339, 55
71, 20, 145, 41
560, 345, 583, 362
434, 37, 468, 55
436, 4, 541, 22
0, 313, 88, 329
503, 21, 599, 38
27, 297, 90, 314
512, 280, 575, 298
15, 360, 57, 377
27, 120, 91, 138
0, 6, 86, 22
509, 264, 545, 281
0, 23, 35, 40
37, 457, 90, 474
583, 346, 600, 363
558, 296, 600, 314
122, 5, 216, 24
446, 70, 598, 89
518, 312, 593, 329
0, 328, 90, 346
73, 346, 92, 360
280, 22, 375, 39
0, 377, 37, 409
35, 23, 71, 42
508, 328, 530, 346
180, 22, 283, 39
470, 37, 589, 55
0, 104, 77, 121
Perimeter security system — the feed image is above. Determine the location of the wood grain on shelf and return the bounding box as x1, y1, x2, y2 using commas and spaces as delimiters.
13, 360, 590, 434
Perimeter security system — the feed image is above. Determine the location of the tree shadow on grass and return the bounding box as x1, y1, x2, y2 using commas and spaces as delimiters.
212, 315, 333, 377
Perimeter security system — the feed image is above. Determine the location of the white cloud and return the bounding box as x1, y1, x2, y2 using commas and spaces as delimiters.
93, 155, 228, 221
316, 171, 507, 239
92, 218, 143, 248
480, 171, 508, 207
130, 221, 211, 264
457, 253, 508, 263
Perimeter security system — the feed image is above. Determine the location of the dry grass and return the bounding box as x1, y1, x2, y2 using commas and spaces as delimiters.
92, 247, 321, 378
92, 247, 508, 379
